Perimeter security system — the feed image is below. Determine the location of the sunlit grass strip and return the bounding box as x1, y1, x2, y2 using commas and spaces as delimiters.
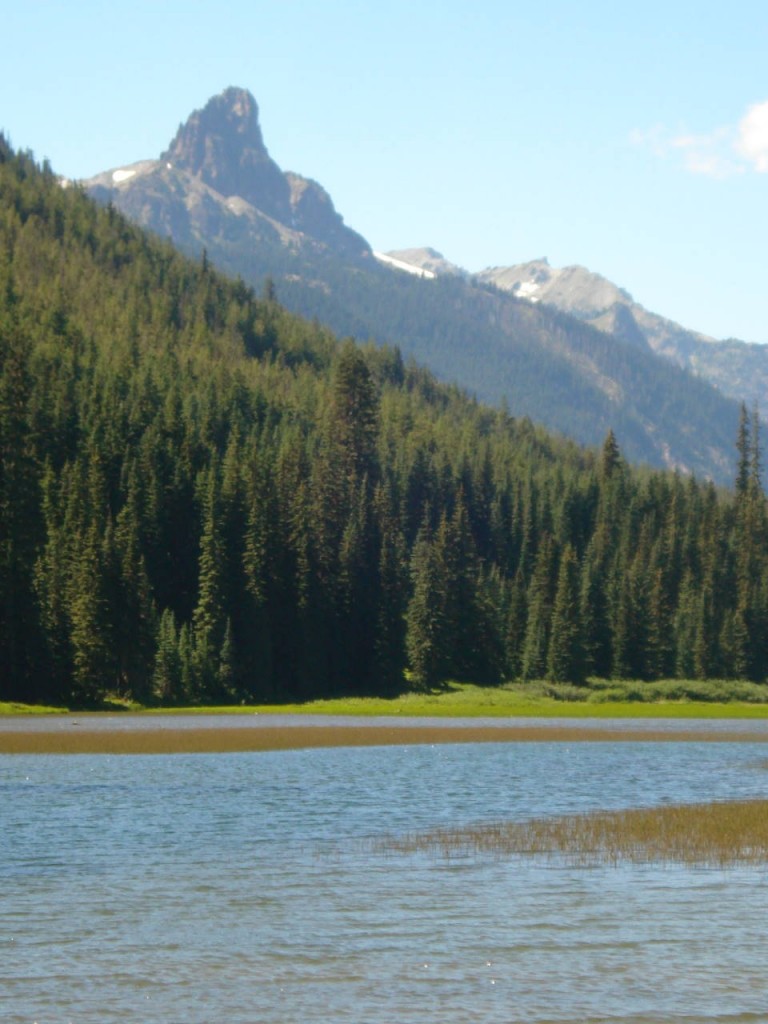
378, 799, 768, 867
6, 681, 768, 719
0, 702, 69, 716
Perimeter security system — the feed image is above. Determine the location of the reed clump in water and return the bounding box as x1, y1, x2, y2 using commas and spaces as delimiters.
378, 798, 768, 867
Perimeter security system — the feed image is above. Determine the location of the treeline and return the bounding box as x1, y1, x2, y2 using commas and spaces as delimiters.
2, 141, 768, 707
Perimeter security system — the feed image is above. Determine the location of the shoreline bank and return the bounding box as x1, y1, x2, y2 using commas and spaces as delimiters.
4, 718, 768, 754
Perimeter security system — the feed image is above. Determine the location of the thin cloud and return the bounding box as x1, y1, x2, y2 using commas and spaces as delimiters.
632, 100, 768, 178
736, 100, 768, 172
628, 125, 670, 158
670, 127, 742, 179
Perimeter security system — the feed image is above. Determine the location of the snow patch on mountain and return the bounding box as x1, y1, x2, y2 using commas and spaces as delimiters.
374, 251, 436, 279
381, 247, 467, 278
514, 280, 542, 301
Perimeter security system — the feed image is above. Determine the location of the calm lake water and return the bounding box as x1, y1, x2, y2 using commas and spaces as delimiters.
3, 722, 768, 1023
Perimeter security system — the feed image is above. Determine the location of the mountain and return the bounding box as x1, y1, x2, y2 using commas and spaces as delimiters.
387, 250, 768, 412
85, 86, 371, 263
82, 87, 746, 484
474, 259, 768, 411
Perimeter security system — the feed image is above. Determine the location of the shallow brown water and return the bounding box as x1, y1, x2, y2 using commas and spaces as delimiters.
3, 715, 768, 753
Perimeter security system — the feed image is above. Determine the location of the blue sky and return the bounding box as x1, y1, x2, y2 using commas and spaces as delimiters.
3, 1, 768, 342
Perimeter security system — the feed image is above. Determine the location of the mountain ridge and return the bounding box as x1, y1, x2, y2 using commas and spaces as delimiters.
81, 86, 749, 484
388, 248, 768, 410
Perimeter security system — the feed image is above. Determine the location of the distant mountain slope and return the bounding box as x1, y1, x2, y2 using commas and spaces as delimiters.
83, 88, 745, 484
376, 247, 467, 279
475, 259, 768, 410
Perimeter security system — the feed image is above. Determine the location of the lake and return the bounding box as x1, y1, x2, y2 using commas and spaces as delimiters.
3, 720, 768, 1023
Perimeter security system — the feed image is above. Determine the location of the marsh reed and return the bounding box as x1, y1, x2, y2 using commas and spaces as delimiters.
377, 798, 768, 867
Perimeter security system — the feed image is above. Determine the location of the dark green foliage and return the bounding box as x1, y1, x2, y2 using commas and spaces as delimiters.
153, 607, 181, 702
3, 142, 768, 706
405, 519, 449, 689
547, 544, 586, 684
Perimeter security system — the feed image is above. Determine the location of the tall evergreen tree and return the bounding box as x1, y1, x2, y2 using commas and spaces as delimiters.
0, 319, 40, 698
331, 340, 379, 486
405, 518, 448, 689
736, 403, 751, 498
191, 465, 228, 700
521, 535, 557, 680
547, 544, 586, 684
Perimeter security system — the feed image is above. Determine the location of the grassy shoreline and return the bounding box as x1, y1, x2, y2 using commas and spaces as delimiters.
4, 679, 768, 753
5, 680, 768, 721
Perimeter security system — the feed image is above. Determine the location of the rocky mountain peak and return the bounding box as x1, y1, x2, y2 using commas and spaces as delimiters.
161, 86, 291, 221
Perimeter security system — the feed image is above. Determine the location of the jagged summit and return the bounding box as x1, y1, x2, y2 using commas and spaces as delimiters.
477, 260, 634, 313
161, 87, 291, 221
84, 87, 370, 261
164, 87, 267, 165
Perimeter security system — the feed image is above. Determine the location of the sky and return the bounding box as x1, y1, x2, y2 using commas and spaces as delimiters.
3, 0, 768, 343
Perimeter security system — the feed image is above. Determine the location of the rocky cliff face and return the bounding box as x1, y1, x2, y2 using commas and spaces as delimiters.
84, 87, 370, 262
161, 87, 292, 223
286, 172, 370, 259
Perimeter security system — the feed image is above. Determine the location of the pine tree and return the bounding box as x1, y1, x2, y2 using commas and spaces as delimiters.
547, 545, 586, 684
579, 538, 611, 678
192, 465, 227, 699
0, 320, 40, 698
112, 482, 156, 701
646, 565, 674, 680
674, 572, 698, 679
504, 568, 527, 680
373, 517, 408, 691
405, 519, 448, 689
68, 522, 114, 704
750, 404, 762, 496
331, 340, 379, 486
521, 535, 556, 681
153, 607, 181, 703
241, 451, 276, 699
600, 429, 622, 481
736, 403, 751, 497
217, 617, 237, 698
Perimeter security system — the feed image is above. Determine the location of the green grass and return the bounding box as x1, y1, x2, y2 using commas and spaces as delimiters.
0, 701, 70, 716
160, 679, 768, 719
4, 679, 768, 718
377, 797, 768, 867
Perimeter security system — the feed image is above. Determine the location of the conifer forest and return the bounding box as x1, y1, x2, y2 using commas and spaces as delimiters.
2, 142, 768, 707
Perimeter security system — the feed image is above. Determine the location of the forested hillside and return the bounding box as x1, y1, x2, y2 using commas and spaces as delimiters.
2, 142, 768, 707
